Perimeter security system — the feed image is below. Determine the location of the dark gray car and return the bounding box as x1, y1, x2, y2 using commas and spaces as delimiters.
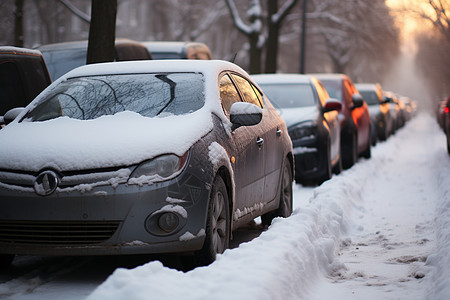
253, 74, 342, 184
0, 60, 293, 267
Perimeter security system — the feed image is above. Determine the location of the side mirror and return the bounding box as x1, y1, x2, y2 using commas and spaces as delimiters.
352, 94, 364, 109
383, 96, 393, 103
323, 98, 342, 113
230, 102, 262, 131
3, 107, 25, 125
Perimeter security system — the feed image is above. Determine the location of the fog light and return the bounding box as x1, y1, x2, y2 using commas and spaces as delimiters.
158, 212, 179, 233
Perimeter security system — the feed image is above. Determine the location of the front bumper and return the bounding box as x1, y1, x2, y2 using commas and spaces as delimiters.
291, 134, 327, 180
0, 164, 212, 256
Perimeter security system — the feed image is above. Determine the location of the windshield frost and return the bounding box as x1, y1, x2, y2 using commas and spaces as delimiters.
24, 73, 205, 121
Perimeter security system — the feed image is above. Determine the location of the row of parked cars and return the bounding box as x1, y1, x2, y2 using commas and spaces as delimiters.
437, 95, 450, 154
0, 39, 416, 268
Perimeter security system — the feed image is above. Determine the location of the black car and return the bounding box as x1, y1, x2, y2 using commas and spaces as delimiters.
0, 46, 52, 127
355, 83, 393, 142
253, 74, 342, 184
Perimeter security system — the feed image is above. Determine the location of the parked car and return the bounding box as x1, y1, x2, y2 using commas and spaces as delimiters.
312, 74, 372, 168
383, 91, 403, 132
0, 60, 293, 267
252, 74, 342, 184
37, 38, 152, 80
355, 83, 392, 142
142, 41, 212, 60
0, 46, 51, 127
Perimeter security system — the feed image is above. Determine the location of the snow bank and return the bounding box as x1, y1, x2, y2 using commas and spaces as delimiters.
86, 113, 450, 300
87, 153, 377, 300
427, 145, 450, 299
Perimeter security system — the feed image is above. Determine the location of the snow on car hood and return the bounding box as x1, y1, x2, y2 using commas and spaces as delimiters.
277, 106, 318, 127
0, 110, 213, 172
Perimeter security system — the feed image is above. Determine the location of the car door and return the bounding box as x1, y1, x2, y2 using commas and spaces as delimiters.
230, 74, 284, 205
219, 73, 265, 216
314, 79, 340, 162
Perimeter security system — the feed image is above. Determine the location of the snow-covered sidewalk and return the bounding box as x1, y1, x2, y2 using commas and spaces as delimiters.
85, 113, 450, 300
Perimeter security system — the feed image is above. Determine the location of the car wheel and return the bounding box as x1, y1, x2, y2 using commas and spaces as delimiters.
262, 159, 293, 226
0, 254, 14, 267
361, 134, 371, 159
447, 134, 450, 155
332, 154, 343, 175
196, 176, 230, 266
318, 142, 332, 184
342, 132, 357, 169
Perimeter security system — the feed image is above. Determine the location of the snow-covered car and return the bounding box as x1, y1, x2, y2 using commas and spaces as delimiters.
355, 83, 393, 142
312, 74, 372, 169
0, 60, 293, 267
252, 74, 342, 184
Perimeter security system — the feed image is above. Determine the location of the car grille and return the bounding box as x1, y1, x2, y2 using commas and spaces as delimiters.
0, 220, 120, 245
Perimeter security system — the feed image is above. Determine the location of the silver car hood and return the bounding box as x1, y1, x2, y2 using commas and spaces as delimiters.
0, 110, 213, 172
278, 106, 318, 128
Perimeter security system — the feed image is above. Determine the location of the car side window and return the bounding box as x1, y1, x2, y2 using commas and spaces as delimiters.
344, 80, 354, 105
230, 74, 263, 108
219, 74, 241, 117
314, 80, 330, 107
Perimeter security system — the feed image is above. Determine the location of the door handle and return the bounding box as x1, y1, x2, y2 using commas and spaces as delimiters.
256, 137, 264, 147
276, 128, 282, 136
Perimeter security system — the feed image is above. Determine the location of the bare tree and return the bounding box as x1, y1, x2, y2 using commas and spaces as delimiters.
86, 0, 117, 64
225, 0, 265, 74
14, 0, 24, 47
264, 0, 298, 73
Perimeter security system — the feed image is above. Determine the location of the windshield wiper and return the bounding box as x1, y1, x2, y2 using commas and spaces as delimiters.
155, 74, 176, 116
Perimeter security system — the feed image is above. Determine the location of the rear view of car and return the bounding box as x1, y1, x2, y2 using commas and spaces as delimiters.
253, 74, 342, 184
142, 41, 212, 60
37, 39, 152, 80
0, 46, 51, 127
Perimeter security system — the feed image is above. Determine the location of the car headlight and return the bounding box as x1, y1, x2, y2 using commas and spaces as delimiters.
288, 122, 317, 141
129, 152, 189, 182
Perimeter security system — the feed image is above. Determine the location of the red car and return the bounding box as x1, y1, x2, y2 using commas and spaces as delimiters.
313, 74, 372, 168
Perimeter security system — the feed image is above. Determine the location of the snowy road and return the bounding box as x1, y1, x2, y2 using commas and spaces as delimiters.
1, 113, 449, 300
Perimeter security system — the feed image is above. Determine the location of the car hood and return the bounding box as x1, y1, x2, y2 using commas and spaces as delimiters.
278, 106, 318, 127
0, 110, 213, 172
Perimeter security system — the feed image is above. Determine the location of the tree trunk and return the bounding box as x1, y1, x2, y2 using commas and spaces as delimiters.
264, 0, 279, 73
86, 0, 117, 64
249, 33, 262, 74
14, 0, 24, 47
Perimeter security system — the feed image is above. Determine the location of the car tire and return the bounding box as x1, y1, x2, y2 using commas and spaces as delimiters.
0, 254, 14, 267
318, 141, 332, 184
447, 134, 450, 155
196, 176, 230, 266
332, 154, 343, 175
342, 132, 357, 169
262, 159, 293, 226
361, 133, 371, 159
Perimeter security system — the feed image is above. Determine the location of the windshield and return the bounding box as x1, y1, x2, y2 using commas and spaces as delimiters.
23, 73, 205, 122
258, 83, 315, 108
319, 80, 342, 102
359, 90, 380, 105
